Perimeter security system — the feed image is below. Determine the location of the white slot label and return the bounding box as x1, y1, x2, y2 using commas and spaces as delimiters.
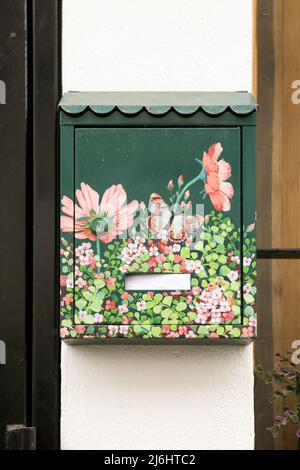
125, 273, 191, 291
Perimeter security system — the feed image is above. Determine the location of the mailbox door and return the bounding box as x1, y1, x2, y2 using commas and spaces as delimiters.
62, 126, 244, 330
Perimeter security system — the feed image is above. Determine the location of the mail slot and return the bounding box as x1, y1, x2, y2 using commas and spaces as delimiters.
59, 92, 257, 343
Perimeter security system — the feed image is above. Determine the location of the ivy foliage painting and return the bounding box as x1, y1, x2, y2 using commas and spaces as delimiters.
60, 143, 256, 340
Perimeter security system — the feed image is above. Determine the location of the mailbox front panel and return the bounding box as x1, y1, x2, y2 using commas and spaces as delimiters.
74, 127, 241, 328
60, 125, 256, 341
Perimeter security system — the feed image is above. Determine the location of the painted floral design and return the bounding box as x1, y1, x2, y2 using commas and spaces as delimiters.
61, 182, 138, 243
202, 143, 234, 211
60, 143, 256, 341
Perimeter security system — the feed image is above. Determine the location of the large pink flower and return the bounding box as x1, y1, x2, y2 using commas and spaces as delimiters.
61, 183, 138, 243
203, 143, 234, 212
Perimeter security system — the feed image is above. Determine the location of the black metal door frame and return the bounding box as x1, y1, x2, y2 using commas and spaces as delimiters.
0, 0, 61, 450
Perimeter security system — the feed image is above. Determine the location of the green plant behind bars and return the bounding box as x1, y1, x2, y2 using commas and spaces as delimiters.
255, 348, 300, 445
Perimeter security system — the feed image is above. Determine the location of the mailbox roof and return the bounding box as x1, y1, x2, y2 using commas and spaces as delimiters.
59, 91, 257, 116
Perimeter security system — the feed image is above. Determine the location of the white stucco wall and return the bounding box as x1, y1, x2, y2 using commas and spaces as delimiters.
61, 0, 254, 450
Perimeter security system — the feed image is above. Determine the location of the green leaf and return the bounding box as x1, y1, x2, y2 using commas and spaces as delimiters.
61, 319, 72, 328
162, 295, 173, 307
98, 326, 107, 336
86, 326, 95, 334
85, 315, 96, 324
75, 299, 87, 310
161, 308, 173, 318
143, 294, 153, 301
170, 312, 179, 320
244, 305, 255, 316
188, 311, 196, 321
90, 295, 104, 312
209, 261, 219, 270
231, 327, 241, 338
180, 247, 190, 258
216, 245, 226, 254
154, 293, 163, 302
153, 316, 161, 324
193, 241, 204, 251
224, 290, 234, 298
173, 264, 181, 273
231, 281, 239, 291
83, 291, 93, 301
244, 293, 254, 304
133, 325, 145, 335
163, 262, 171, 271
140, 262, 149, 272
232, 305, 240, 317
219, 265, 230, 276
146, 301, 157, 309
198, 325, 209, 336
176, 302, 186, 312
151, 326, 162, 338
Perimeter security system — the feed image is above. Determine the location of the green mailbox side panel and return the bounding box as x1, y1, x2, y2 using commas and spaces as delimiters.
59, 92, 257, 344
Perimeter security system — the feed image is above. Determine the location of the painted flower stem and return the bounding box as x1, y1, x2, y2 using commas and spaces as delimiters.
173, 161, 205, 213
96, 224, 102, 274
96, 237, 101, 273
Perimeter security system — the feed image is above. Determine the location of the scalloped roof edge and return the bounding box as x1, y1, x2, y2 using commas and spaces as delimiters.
59, 91, 257, 116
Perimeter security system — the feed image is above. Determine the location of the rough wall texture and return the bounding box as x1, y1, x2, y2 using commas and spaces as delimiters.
61, 345, 254, 450
61, 0, 254, 450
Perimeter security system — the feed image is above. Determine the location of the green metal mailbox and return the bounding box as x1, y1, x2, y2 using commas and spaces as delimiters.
59, 92, 257, 344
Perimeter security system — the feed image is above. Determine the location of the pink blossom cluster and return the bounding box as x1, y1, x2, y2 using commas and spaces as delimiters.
190, 284, 235, 324
119, 237, 205, 274
162, 325, 197, 339
120, 238, 147, 272
108, 325, 129, 336
75, 242, 97, 269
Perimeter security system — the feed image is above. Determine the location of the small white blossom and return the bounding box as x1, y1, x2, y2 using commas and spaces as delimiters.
119, 325, 129, 335
108, 325, 119, 335
137, 301, 147, 311
243, 257, 252, 267
94, 313, 104, 323
172, 244, 181, 253
118, 304, 129, 314
79, 310, 88, 321
228, 270, 239, 282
